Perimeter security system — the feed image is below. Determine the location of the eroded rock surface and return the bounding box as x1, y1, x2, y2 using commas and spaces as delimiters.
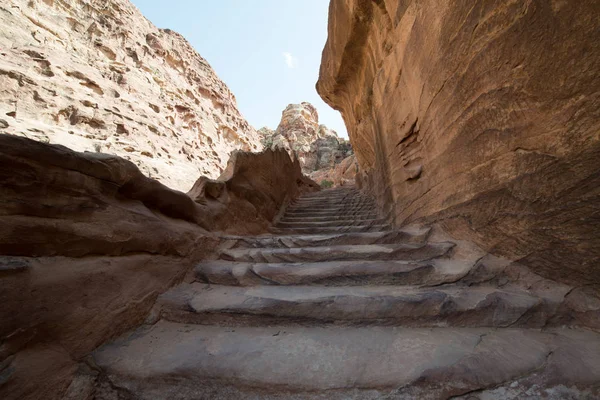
259, 102, 354, 183
317, 0, 600, 286
0, 133, 315, 400
0, 0, 262, 191
89, 187, 600, 399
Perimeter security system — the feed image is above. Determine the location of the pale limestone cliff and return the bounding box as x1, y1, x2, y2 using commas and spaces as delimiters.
0, 0, 262, 191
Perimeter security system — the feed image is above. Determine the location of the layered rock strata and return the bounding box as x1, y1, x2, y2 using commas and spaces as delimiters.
317, 0, 600, 286
0, 0, 262, 191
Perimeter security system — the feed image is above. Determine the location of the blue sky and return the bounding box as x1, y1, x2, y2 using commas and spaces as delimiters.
131, 0, 348, 137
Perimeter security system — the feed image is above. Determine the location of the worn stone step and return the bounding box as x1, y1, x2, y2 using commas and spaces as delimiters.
154, 283, 557, 328
280, 214, 379, 222
218, 228, 430, 249
219, 242, 454, 263
270, 224, 391, 234
195, 258, 471, 286
291, 197, 371, 206
282, 209, 378, 218
298, 189, 357, 199
275, 219, 385, 229
283, 208, 377, 216
92, 322, 600, 400
292, 194, 359, 202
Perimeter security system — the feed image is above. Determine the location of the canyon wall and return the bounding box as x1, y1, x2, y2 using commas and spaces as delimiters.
317, 0, 600, 285
0, 0, 262, 192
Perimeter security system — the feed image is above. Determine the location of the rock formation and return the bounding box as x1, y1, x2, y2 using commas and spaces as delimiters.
310, 154, 358, 187
0, 133, 316, 400
317, 0, 600, 286
259, 102, 354, 183
0, 0, 262, 192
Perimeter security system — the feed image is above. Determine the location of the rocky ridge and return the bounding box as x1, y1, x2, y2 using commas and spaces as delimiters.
0, 0, 262, 191
259, 102, 355, 184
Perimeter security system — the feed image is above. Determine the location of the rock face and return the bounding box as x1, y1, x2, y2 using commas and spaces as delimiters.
0, 133, 316, 400
317, 0, 600, 286
260, 102, 353, 179
0, 0, 262, 191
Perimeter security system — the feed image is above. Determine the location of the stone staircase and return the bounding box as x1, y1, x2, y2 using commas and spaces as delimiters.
92, 187, 600, 399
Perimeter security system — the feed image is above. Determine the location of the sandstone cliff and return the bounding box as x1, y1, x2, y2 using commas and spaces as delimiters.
0, 0, 262, 191
317, 0, 600, 286
259, 102, 354, 182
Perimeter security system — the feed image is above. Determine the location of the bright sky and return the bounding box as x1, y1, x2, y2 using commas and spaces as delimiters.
131, 0, 348, 138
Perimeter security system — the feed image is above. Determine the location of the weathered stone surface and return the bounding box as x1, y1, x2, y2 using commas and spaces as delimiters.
310, 154, 358, 187
70, 185, 600, 398
93, 323, 600, 399
259, 102, 353, 179
0, 0, 262, 192
317, 0, 600, 286
0, 133, 316, 400
188, 148, 319, 234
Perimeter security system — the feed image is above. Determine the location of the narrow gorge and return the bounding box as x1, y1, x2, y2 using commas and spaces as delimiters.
1, 0, 599, 399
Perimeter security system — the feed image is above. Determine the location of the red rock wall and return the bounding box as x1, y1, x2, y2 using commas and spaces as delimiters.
317, 0, 600, 285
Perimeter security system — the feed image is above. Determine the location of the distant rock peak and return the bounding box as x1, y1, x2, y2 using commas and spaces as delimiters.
259, 102, 354, 184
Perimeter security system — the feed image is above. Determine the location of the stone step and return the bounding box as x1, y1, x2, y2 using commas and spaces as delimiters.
284, 204, 376, 212
292, 193, 359, 202
291, 197, 371, 206
194, 258, 471, 286
218, 228, 430, 249
219, 242, 454, 263
275, 219, 385, 229
153, 283, 556, 328
279, 214, 379, 222
282, 209, 378, 218
298, 189, 357, 199
283, 209, 377, 216
92, 322, 600, 400
270, 224, 391, 234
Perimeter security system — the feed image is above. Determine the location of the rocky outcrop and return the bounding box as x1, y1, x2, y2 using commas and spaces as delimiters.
317, 0, 600, 286
311, 154, 358, 187
187, 147, 319, 234
260, 102, 353, 178
0, 133, 316, 400
0, 0, 262, 192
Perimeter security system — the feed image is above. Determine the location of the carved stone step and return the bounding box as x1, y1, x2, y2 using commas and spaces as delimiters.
282, 209, 378, 218
92, 322, 600, 400
219, 242, 454, 263
275, 219, 385, 228
153, 283, 557, 328
280, 214, 379, 222
195, 258, 472, 286
218, 228, 430, 249
270, 224, 391, 234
